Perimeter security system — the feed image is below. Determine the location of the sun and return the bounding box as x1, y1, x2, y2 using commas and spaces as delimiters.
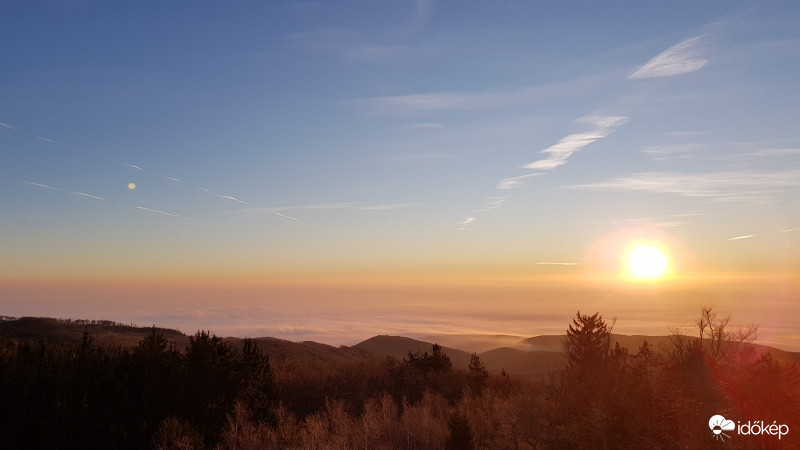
627, 244, 669, 280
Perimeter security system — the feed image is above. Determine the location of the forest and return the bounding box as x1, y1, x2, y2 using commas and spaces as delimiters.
1, 307, 798, 449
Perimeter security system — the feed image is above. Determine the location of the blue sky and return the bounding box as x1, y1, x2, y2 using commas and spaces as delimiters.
2, 1, 800, 345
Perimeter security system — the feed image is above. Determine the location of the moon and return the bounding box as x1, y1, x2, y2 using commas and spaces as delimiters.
627, 244, 669, 280
128, 182, 136, 190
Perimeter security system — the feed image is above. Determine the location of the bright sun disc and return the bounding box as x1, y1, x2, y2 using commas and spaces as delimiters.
627, 244, 669, 280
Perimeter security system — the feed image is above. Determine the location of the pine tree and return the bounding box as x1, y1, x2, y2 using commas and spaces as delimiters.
445, 412, 474, 450
564, 311, 614, 381
467, 353, 488, 395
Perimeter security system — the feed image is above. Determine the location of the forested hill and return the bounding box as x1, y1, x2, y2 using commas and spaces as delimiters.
355, 333, 800, 374
2, 315, 798, 370
2, 313, 799, 448
0, 316, 379, 365
0, 316, 187, 348
355, 335, 566, 378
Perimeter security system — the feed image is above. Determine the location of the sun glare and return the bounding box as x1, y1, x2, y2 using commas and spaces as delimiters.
627, 244, 669, 280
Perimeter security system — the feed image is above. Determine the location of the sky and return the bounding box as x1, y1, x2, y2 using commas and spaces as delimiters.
2, 1, 799, 349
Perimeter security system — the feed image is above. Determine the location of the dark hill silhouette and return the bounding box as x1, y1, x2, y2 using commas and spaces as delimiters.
514, 335, 565, 352
357, 333, 800, 376
514, 334, 672, 353
355, 335, 472, 367
515, 333, 800, 366
0, 316, 381, 365
416, 333, 528, 353
479, 347, 566, 377
355, 336, 565, 377
244, 337, 380, 364
3, 315, 798, 375
0, 316, 188, 348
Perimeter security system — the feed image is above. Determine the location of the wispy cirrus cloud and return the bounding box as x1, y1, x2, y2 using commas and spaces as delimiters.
403, 123, 444, 130
742, 148, 800, 158
242, 201, 417, 226
285, 28, 414, 63
667, 212, 704, 218
377, 152, 456, 163
641, 143, 706, 159
628, 36, 708, 79
352, 74, 611, 115
474, 196, 509, 213
496, 173, 545, 190
346, 45, 414, 63
454, 34, 711, 230
457, 217, 476, 230
522, 116, 629, 172
357, 203, 417, 211
354, 90, 515, 115
461, 115, 628, 229
413, 0, 432, 27
249, 202, 416, 213
590, 216, 689, 229
572, 170, 800, 202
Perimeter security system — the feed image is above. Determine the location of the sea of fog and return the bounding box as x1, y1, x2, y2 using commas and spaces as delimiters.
3, 276, 799, 351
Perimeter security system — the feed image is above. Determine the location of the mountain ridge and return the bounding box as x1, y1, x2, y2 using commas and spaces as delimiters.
2, 316, 798, 377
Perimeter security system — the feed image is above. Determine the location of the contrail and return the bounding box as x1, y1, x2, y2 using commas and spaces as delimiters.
198, 187, 214, 194
135, 206, 180, 217
166, 177, 181, 182
71, 192, 106, 201
34, 135, 56, 143
218, 195, 249, 205
20, 180, 63, 191
274, 212, 305, 224
113, 160, 143, 171
0, 122, 16, 130
728, 235, 754, 241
